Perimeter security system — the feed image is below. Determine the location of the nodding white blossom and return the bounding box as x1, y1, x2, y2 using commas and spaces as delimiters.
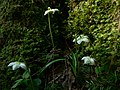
44, 7, 59, 16
81, 56, 95, 65
8, 62, 26, 70
73, 34, 89, 44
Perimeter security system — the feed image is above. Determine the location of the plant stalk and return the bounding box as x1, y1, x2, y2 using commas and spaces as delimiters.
22, 58, 34, 90
48, 13, 55, 49
29, 70, 35, 90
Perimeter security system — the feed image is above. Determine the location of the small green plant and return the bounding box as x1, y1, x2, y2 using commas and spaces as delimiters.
8, 7, 65, 89
67, 34, 96, 89
69, 51, 78, 77
69, 34, 95, 77
8, 58, 65, 89
11, 69, 41, 90
44, 7, 59, 49
8, 62, 37, 90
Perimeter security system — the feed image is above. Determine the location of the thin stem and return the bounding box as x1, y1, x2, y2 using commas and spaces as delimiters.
22, 57, 34, 90
29, 69, 35, 90
48, 13, 55, 88
48, 13, 55, 49
75, 34, 78, 52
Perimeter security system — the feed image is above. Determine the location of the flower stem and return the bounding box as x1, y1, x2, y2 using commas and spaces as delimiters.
48, 13, 55, 49
22, 58, 34, 90
29, 69, 35, 90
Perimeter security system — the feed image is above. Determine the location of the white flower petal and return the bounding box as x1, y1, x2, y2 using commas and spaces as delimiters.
44, 10, 51, 15
12, 64, 20, 70
89, 58, 95, 65
81, 56, 95, 65
81, 56, 89, 60
77, 36, 80, 40
44, 10, 49, 15
84, 59, 90, 64
73, 39, 75, 42
82, 38, 89, 42
44, 7, 59, 15
77, 40, 82, 44
8, 62, 26, 70
20, 63, 26, 70
8, 62, 17, 67
52, 9, 59, 14
73, 34, 89, 44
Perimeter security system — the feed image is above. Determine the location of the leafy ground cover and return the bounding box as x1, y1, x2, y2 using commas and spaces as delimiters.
0, 0, 120, 90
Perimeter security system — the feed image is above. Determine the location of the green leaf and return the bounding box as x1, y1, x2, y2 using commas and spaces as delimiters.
95, 66, 103, 74
11, 79, 23, 89
33, 78, 41, 86
95, 67, 100, 74
39, 58, 65, 74
22, 70, 30, 79
69, 52, 78, 76
72, 53, 77, 70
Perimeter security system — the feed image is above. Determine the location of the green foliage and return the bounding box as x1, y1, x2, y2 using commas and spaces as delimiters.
0, 0, 47, 28
0, 0, 68, 89
67, 0, 120, 89
11, 68, 41, 90
45, 83, 64, 90
0, 0, 120, 89
39, 58, 65, 75
69, 52, 77, 76
68, 0, 119, 62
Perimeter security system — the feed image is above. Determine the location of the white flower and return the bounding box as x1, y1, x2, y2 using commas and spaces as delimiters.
8, 62, 26, 70
73, 34, 89, 44
81, 56, 95, 65
44, 7, 59, 16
